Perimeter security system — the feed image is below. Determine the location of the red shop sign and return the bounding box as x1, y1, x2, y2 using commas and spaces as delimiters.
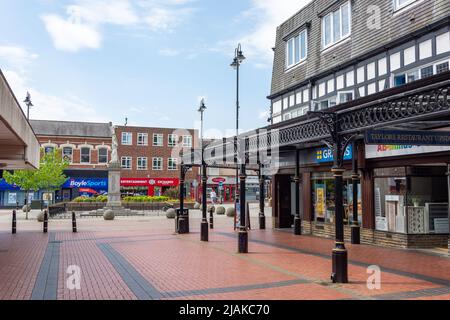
120, 178, 180, 187
212, 177, 226, 183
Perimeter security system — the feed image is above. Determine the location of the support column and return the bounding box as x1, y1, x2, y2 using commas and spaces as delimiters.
351, 142, 361, 245
201, 162, 209, 242
238, 163, 248, 253
294, 149, 302, 235
447, 165, 450, 253
259, 165, 266, 230
331, 167, 348, 283
178, 165, 188, 234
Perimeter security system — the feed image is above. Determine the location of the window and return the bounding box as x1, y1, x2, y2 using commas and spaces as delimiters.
137, 157, 148, 170
152, 157, 163, 170
436, 62, 449, 74
357, 66, 365, 84
273, 100, 282, 114
394, 74, 406, 87
322, 2, 351, 49
407, 70, 419, 83
62, 147, 73, 163
80, 147, 91, 164
390, 52, 401, 71
153, 134, 163, 146
394, 0, 418, 11
378, 58, 387, 76
419, 40, 432, 60
168, 158, 178, 171
436, 32, 450, 55
286, 30, 307, 68
367, 62, 376, 80
44, 146, 54, 154
338, 91, 353, 104
121, 157, 132, 170
121, 132, 132, 145
168, 134, 178, 147
137, 133, 148, 146
346, 71, 355, 86
404, 46, 416, 66
183, 136, 192, 147
98, 148, 108, 164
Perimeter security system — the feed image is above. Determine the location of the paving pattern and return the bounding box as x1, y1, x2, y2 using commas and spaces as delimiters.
0, 212, 449, 300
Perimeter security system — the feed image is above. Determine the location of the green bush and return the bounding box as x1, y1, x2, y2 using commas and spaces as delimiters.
163, 187, 180, 200
122, 196, 170, 203
73, 195, 108, 203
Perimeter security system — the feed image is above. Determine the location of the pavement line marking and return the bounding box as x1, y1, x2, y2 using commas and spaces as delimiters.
165, 279, 309, 298
178, 236, 368, 300
216, 231, 450, 288
31, 233, 60, 301
372, 286, 450, 300
97, 243, 162, 300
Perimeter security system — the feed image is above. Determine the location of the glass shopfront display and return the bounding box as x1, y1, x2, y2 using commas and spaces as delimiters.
374, 166, 449, 234
312, 171, 362, 224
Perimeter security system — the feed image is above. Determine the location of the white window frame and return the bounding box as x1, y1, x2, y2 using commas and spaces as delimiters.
286, 29, 308, 69
337, 91, 354, 104
168, 158, 178, 171
121, 132, 132, 146
62, 147, 73, 163
391, 58, 450, 87
322, 1, 351, 50
98, 147, 109, 164
137, 133, 148, 146
182, 135, 193, 148
137, 157, 148, 171
168, 134, 178, 147
394, 0, 418, 11
121, 156, 132, 170
153, 134, 164, 147
152, 157, 163, 171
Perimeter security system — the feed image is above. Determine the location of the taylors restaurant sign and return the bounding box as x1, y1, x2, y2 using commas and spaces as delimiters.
365, 130, 450, 146
366, 144, 450, 159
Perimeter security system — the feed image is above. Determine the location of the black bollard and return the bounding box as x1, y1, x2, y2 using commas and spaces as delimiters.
209, 207, 214, 229
12, 210, 17, 234
72, 212, 77, 233
43, 210, 48, 234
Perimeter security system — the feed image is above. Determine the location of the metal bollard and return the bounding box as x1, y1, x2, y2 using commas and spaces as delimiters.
72, 212, 77, 233
12, 210, 17, 234
209, 207, 214, 230
43, 210, 48, 234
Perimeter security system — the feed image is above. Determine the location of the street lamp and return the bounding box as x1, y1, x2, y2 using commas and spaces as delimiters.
24, 92, 33, 120
198, 98, 209, 242
231, 44, 248, 253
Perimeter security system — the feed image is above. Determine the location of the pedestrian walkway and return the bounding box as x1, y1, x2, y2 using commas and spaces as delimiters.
0, 211, 449, 300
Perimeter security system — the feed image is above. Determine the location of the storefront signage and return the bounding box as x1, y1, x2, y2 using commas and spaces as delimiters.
63, 178, 108, 190
365, 130, 450, 146
212, 177, 226, 184
120, 178, 179, 187
315, 184, 326, 219
365, 144, 450, 159
316, 145, 352, 163
0, 179, 19, 191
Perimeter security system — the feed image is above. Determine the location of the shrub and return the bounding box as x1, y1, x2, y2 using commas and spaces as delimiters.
122, 196, 170, 203
73, 195, 108, 203
163, 187, 180, 200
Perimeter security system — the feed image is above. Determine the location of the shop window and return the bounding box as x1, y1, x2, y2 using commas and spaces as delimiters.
80, 147, 91, 164
62, 147, 73, 163
374, 166, 449, 234
98, 148, 108, 164
312, 172, 361, 225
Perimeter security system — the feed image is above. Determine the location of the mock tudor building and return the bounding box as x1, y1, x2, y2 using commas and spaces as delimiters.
266, 0, 450, 249
116, 126, 199, 198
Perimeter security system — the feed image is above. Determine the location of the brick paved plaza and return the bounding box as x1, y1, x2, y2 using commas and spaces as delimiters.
0, 207, 449, 301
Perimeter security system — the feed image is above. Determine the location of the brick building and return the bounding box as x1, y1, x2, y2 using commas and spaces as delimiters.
116, 125, 199, 198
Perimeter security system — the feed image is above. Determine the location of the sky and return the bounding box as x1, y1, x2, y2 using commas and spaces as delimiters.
0, 0, 311, 138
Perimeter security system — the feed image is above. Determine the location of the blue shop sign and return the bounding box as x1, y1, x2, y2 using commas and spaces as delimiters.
0, 179, 19, 190
316, 145, 353, 163
63, 178, 108, 190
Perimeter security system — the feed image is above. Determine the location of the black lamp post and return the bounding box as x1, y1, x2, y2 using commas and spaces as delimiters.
199, 99, 209, 242
24, 92, 33, 120
231, 44, 248, 253
231, 44, 246, 212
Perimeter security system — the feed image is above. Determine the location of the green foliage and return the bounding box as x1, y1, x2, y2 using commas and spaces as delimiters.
36, 149, 69, 191
73, 195, 108, 203
3, 170, 39, 192
163, 187, 180, 200
123, 196, 170, 203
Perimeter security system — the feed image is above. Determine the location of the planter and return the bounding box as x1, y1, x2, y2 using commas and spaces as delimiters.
166, 209, 176, 219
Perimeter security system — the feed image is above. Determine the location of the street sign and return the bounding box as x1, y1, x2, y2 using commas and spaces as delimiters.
365, 130, 450, 146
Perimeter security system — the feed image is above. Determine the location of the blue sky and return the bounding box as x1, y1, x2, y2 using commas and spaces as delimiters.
0, 0, 310, 138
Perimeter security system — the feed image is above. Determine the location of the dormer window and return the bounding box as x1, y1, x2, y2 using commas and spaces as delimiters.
322, 1, 351, 49
286, 29, 307, 69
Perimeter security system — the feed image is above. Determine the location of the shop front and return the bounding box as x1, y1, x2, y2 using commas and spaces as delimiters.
364, 144, 450, 249
58, 177, 108, 201
120, 178, 181, 197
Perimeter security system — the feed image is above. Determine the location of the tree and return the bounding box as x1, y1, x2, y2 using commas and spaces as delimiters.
2, 149, 68, 219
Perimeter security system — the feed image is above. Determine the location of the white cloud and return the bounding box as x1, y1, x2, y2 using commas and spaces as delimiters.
41, 14, 101, 52
41, 0, 196, 52
0, 46, 38, 72
225, 0, 312, 68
